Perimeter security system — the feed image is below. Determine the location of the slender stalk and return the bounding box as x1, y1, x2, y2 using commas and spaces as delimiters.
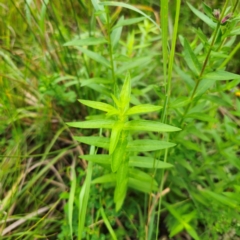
105, 7, 117, 96
154, 1, 181, 240
179, 0, 231, 127
232, 0, 239, 14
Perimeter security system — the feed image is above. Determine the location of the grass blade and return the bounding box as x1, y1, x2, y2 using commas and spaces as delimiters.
78, 146, 94, 240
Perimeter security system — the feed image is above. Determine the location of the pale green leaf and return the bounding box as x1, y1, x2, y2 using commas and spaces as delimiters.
128, 140, 176, 151
124, 120, 181, 132
114, 162, 128, 205
64, 37, 107, 46
126, 104, 162, 115
111, 131, 129, 172
109, 122, 124, 154
119, 72, 131, 112
128, 178, 158, 193
129, 156, 173, 169
185, 226, 200, 240
80, 154, 110, 164
74, 136, 110, 149
203, 70, 240, 80
76, 46, 111, 68
81, 154, 174, 169
129, 168, 158, 188
79, 99, 118, 113
92, 173, 116, 184
114, 179, 127, 212
112, 17, 146, 30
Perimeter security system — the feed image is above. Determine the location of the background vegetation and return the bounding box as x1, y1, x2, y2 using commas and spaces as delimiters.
1, 0, 240, 239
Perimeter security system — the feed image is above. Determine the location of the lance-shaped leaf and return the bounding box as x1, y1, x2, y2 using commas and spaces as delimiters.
201, 190, 238, 208
119, 72, 131, 112
76, 46, 111, 68
124, 120, 181, 132
129, 156, 174, 169
111, 131, 129, 172
81, 155, 174, 169
186, 113, 218, 122
109, 122, 124, 154
64, 37, 108, 46
112, 17, 146, 30
128, 178, 158, 193
128, 139, 176, 152
74, 136, 109, 149
79, 99, 118, 114
114, 159, 129, 211
67, 119, 115, 129
126, 104, 162, 115
129, 168, 158, 188
116, 56, 153, 75
187, 2, 216, 29
92, 173, 116, 184
111, 16, 124, 49
183, 38, 201, 76
202, 70, 240, 81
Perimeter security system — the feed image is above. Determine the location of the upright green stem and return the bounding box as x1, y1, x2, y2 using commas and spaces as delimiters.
179, 0, 231, 127
154, 1, 181, 240
105, 7, 117, 96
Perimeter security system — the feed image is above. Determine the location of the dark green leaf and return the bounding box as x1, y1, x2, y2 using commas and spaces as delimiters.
186, 112, 217, 122
76, 46, 111, 68
183, 38, 201, 75
187, 2, 216, 29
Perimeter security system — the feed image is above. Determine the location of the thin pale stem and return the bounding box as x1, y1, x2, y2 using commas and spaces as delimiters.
106, 7, 117, 96
154, 1, 181, 240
